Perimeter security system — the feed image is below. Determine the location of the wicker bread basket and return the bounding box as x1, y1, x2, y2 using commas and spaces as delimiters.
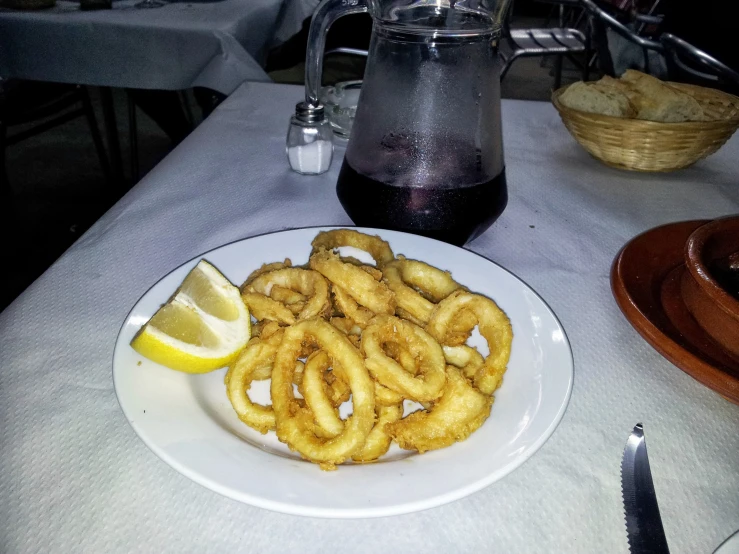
552, 82, 739, 172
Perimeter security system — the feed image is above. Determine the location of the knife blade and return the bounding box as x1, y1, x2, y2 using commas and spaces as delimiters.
621, 423, 670, 554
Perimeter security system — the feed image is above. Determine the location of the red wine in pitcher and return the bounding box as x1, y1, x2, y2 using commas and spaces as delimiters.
336, 161, 507, 246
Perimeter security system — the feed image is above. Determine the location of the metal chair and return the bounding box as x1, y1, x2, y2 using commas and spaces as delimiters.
537, 0, 587, 31
634, 11, 663, 38
499, 22, 589, 89
661, 33, 739, 94
580, 0, 663, 76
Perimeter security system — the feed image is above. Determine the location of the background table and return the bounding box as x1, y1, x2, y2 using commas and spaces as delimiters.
272, 0, 318, 46
0, 0, 311, 94
0, 82, 737, 553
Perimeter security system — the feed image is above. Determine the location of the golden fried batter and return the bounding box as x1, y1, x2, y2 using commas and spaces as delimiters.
387, 366, 492, 453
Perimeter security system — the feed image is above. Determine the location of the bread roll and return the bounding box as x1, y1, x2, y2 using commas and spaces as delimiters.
559, 81, 636, 118
619, 70, 706, 122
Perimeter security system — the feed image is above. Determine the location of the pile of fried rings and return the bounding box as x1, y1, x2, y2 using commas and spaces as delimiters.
225, 229, 514, 471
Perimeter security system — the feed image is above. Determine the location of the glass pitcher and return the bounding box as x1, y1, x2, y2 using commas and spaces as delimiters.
302, 0, 511, 245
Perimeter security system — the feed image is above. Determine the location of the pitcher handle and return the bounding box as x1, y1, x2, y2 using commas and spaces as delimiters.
304, 0, 369, 108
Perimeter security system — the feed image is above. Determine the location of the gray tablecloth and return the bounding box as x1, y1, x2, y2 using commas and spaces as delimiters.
1, 82, 737, 553
0, 0, 312, 93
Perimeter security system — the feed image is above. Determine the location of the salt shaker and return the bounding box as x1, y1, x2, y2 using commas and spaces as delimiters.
286, 102, 333, 175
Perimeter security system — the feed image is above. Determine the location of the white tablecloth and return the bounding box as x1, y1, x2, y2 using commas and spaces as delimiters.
1, 82, 737, 553
0, 0, 312, 94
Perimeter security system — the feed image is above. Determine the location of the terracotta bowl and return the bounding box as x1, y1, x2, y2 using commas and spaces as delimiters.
681, 216, 739, 360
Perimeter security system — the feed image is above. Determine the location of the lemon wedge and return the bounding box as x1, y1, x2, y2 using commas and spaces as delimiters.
131, 260, 251, 373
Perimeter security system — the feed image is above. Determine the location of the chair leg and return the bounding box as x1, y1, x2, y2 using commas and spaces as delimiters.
80, 86, 113, 186
590, 18, 615, 76
554, 54, 564, 90
126, 91, 139, 184
499, 52, 522, 82
100, 87, 126, 190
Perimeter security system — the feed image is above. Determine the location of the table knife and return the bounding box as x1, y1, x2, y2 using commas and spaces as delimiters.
621, 423, 670, 553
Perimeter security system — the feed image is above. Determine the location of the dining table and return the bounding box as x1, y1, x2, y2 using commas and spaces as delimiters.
0, 0, 309, 94
0, 0, 314, 183
0, 81, 737, 553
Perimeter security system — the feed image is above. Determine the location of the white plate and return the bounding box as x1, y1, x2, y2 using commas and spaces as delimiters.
113, 227, 574, 518
716, 530, 739, 554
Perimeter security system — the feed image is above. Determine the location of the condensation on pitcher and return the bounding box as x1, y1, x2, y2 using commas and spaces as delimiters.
287, 140, 333, 175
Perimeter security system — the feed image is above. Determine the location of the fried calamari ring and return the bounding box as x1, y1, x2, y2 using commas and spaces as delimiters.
332, 285, 375, 327
382, 258, 462, 319
329, 316, 362, 348
271, 318, 375, 469
300, 351, 351, 406
362, 315, 446, 402
325, 368, 351, 406
251, 320, 283, 340
374, 380, 405, 406
356, 264, 383, 281
241, 292, 295, 325
310, 250, 396, 316
329, 317, 362, 337
426, 290, 513, 395
226, 328, 311, 435
293, 357, 304, 387
242, 259, 292, 287
373, 340, 418, 406
382, 341, 420, 376
311, 229, 394, 266
387, 366, 492, 453
352, 404, 403, 462
242, 268, 330, 325
225, 330, 285, 434
251, 320, 317, 359
303, 338, 406, 452
331, 265, 388, 328
286, 302, 307, 316
270, 285, 307, 315
442, 344, 485, 380
383, 258, 476, 344
299, 350, 352, 438
226, 228, 515, 468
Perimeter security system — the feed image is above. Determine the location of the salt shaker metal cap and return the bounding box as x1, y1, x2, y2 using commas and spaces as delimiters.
287, 102, 334, 175
294, 101, 325, 123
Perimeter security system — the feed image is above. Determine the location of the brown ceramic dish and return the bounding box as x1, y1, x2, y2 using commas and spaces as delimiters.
611, 220, 739, 404
681, 217, 739, 360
